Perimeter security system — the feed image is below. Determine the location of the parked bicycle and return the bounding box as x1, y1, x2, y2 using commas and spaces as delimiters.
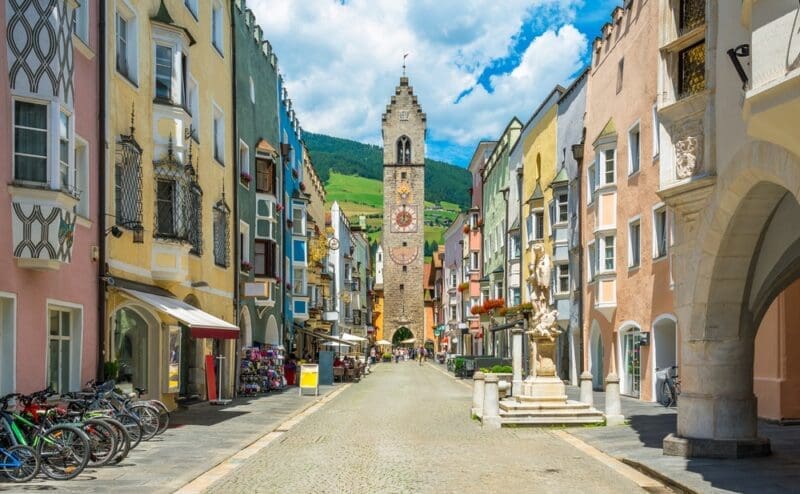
658, 365, 680, 407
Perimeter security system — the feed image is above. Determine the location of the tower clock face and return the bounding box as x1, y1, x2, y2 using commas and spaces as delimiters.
391, 205, 418, 232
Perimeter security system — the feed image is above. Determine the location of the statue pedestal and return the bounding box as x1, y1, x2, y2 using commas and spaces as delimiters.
497, 336, 605, 426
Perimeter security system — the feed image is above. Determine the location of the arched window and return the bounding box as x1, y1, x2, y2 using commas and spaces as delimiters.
396, 136, 411, 165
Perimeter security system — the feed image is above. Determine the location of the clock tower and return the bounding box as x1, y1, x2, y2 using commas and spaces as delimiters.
381, 76, 426, 345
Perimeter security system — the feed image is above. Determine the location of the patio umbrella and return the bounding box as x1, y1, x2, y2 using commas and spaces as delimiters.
375, 339, 392, 346
400, 337, 416, 344
341, 332, 367, 342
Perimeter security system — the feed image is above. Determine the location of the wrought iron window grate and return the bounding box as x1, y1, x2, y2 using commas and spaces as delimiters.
115, 133, 143, 230
678, 0, 705, 36
678, 41, 705, 99
213, 199, 230, 267
152, 139, 200, 243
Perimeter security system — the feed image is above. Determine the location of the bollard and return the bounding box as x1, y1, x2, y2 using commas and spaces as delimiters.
472, 371, 485, 418
482, 374, 501, 429
511, 327, 524, 397
604, 372, 625, 426
580, 371, 594, 407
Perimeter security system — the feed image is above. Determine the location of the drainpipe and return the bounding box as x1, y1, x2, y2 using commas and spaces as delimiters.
97, 0, 107, 380
572, 139, 585, 378
230, 2, 240, 399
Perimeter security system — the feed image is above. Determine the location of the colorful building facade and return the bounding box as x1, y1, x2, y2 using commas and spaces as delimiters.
1, 0, 100, 394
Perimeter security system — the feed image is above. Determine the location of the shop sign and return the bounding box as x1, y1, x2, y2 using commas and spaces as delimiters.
299, 364, 319, 396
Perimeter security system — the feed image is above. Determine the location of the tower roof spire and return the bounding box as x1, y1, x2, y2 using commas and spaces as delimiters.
402, 53, 408, 76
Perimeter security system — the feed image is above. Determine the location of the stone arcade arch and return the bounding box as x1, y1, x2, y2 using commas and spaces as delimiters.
665, 141, 800, 457
652, 314, 677, 404
239, 307, 253, 348
265, 315, 279, 346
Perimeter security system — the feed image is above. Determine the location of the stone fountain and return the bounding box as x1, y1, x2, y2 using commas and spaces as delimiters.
494, 245, 604, 426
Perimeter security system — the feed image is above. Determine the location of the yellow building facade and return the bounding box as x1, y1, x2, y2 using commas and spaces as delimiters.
104, 0, 236, 408
519, 89, 563, 297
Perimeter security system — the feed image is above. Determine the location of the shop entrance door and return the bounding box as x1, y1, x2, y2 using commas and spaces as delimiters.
179, 327, 197, 398
622, 329, 642, 398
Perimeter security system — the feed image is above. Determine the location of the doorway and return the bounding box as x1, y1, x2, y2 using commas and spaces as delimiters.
589, 322, 604, 390
620, 326, 642, 398
653, 316, 677, 403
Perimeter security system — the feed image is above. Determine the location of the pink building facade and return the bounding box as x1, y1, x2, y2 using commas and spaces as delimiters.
0, 0, 100, 395
581, 0, 677, 402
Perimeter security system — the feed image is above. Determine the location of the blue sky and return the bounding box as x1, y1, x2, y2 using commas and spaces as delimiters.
251, 0, 622, 168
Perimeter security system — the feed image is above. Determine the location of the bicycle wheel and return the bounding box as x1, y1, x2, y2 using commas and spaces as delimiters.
129, 405, 159, 441
115, 413, 143, 450
149, 400, 170, 435
36, 424, 90, 480
102, 418, 131, 465
1, 445, 40, 482
83, 418, 117, 467
660, 381, 674, 407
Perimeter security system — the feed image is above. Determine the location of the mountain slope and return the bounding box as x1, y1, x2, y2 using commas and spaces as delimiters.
304, 132, 471, 209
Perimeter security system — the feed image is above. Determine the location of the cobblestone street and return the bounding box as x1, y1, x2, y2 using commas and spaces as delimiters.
207, 362, 648, 494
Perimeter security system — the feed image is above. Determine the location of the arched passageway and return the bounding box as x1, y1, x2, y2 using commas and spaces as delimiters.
589, 321, 604, 390
652, 315, 677, 404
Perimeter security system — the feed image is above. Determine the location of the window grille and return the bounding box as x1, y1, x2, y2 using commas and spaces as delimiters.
115, 114, 143, 234
678, 41, 705, 99
213, 199, 230, 267
187, 184, 203, 254
152, 137, 199, 242
678, 0, 705, 35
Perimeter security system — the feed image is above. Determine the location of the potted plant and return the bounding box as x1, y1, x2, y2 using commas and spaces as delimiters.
103, 359, 120, 381
299, 182, 306, 192
240, 171, 252, 185
276, 203, 284, 213
241, 260, 253, 272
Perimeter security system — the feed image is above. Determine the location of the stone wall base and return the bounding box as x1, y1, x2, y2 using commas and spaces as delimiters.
663, 433, 771, 458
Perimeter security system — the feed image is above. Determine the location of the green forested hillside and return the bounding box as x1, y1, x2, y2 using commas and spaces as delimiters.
304, 132, 471, 209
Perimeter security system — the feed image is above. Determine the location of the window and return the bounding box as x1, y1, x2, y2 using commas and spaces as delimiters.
155, 180, 176, 236
602, 149, 615, 185
249, 77, 255, 103
449, 305, 457, 320
293, 267, 306, 296
292, 203, 305, 236
254, 239, 277, 278
652, 105, 660, 157
115, 10, 137, 83
48, 307, 81, 394
115, 131, 143, 227
239, 140, 250, 182
654, 207, 668, 258
556, 264, 570, 294
470, 251, 479, 271
0, 296, 14, 395
396, 136, 411, 165
629, 220, 641, 268
678, 41, 705, 99
679, 0, 705, 34
187, 76, 199, 137
588, 242, 597, 281
587, 162, 597, 202
401, 172, 407, 179
185, 0, 198, 18
213, 201, 230, 267
74, 1, 89, 43
13, 101, 48, 183
155, 45, 173, 101
240, 221, 250, 271
449, 271, 457, 288
603, 235, 615, 271
212, 2, 224, 55
628, 123, 640, 175
213, 106, 224, 164
556, 192, 568, 223
532, 210, 545, 241
255, 157, 275, 194
58, 111, 71, 189
509, 233, 521, 260
617, 58, 624, 93
470, 212, 478, 229
399, 284, 404, 291
74, 137, 89, 217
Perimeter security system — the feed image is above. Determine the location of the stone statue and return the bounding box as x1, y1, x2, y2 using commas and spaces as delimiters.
526, 245, 563, 377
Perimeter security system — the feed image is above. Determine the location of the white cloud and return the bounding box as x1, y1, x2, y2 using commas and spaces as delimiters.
248, 0, 588, 163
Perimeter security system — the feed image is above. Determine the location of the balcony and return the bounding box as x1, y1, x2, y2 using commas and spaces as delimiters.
9, 185, 78, 270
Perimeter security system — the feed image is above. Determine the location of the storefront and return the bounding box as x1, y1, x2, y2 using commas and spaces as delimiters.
107, 286, 239, 410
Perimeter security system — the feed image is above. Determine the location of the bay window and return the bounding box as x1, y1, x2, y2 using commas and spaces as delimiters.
155, 45, 173, 101
603, 235, 615, 271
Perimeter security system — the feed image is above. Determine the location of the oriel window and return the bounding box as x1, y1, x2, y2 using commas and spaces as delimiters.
155, 45, 173, 101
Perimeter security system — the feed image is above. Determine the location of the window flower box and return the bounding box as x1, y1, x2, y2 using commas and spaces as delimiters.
241, 261, 253, 272
240, 171, 252, 184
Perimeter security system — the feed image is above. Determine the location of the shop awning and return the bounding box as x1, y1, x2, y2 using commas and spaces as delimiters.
121, 288, 240, 339
341, 332, 367, 342
295, 326, 351, 345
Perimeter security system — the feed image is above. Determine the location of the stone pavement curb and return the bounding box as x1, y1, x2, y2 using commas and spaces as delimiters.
619, 458, 698, 494
174, 383, 352, 494
553, 430, 673, 494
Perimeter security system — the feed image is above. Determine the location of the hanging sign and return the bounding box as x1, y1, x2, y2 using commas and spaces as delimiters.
299, 364, 319, 396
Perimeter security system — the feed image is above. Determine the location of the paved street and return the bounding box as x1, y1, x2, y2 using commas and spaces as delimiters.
207, 362, 647, 494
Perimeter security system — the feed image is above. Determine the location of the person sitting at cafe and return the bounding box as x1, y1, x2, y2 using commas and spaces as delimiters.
333, 356, 344, 367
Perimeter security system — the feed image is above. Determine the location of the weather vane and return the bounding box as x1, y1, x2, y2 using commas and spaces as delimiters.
402, 53, 408, 76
